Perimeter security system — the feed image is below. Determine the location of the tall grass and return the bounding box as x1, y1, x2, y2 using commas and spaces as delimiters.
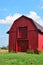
0, 52, 43, 65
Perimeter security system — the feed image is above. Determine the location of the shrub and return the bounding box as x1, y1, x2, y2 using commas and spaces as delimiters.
1, 46, 8, 50
37, 49, 43, 54
10, 51, 15, 53
26, 49, 34, 54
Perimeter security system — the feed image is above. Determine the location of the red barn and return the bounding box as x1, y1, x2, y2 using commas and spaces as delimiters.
7, 15, 43, 53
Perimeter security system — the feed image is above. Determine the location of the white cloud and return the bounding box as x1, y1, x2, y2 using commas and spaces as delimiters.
0, 11, 43, 29
0, 13, 22, 24
27, 11, 43, 27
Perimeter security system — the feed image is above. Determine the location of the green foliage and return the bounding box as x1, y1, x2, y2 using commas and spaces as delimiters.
1, 46, 8, 50
0, 52, 43, 65
26, 49, 34, 54
37, 49, 43, 54
10, 51, 15, 53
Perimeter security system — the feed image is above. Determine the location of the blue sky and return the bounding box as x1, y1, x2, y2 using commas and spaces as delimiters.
0, 0, 43, 18
0, 0, 43, 47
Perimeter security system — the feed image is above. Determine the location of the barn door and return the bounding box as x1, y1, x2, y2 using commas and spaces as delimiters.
17, 27, 27, 39
17, 40, 28, 52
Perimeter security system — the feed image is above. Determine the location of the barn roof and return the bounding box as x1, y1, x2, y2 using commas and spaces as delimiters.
7, 15, 43, 34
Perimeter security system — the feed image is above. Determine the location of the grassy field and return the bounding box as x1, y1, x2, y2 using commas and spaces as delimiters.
0, 52, 43, 65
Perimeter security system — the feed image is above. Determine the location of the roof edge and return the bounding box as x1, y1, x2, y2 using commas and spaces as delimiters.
7, 15, 43, 34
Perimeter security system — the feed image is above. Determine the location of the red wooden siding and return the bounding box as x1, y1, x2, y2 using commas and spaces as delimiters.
7, 16, 43, 53
38, 34, 43, 51
28, 31, 38, 53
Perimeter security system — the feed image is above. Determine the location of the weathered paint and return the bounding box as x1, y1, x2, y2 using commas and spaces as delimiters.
38, 34, 43, 51
7, 15, 43, 53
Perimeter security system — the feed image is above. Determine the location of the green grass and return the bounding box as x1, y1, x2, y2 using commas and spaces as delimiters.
0, 52, 43, 65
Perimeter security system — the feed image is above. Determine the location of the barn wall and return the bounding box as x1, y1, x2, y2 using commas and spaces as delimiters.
8, 16, 38, 53
38, 34, 43, 51
28, 31, 38, 53
9, 32, 16, 52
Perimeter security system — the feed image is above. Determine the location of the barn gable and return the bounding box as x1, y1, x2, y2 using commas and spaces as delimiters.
7, 15, 39, 33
